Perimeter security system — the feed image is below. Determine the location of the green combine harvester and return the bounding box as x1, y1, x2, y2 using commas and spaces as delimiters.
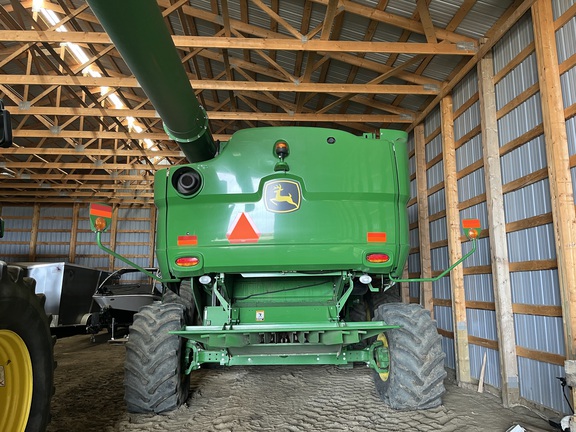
88, 0, 479, 414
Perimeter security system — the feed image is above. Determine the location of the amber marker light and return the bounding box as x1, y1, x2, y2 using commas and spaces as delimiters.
274, 140, 289, 158
366, 253, 390, 263
467, 228, 479, 239
462, 219, 481, 240
94, 217, 107, 232
175, 257, 200, 267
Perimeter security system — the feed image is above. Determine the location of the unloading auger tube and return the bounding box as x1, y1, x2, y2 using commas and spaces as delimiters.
86, 0, 217, 163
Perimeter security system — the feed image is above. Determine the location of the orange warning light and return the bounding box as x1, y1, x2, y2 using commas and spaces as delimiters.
94, 217, 108, 232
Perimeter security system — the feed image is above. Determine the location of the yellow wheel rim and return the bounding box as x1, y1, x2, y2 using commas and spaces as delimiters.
0, 329, 33, 432
376, 333, 390, 381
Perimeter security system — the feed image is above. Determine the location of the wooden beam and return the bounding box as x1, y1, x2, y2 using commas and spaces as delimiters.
416, 0, 438, 44
415, 123, 433, 314
478, 52, 519, 407
0, 75, 439, 94
7, 106, 415, 123
1, 33, 461, 54
532, 0, 576, 408
311, 0, 476, 44
441, 95, 471, 384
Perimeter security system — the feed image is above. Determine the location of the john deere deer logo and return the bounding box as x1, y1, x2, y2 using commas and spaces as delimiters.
264, 180, 301, 213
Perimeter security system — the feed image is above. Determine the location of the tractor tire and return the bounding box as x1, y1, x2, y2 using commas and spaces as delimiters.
124, 302, 190, 413
163, 280, 195, 324
372, 303, 446, 410
0, 261, 54, 432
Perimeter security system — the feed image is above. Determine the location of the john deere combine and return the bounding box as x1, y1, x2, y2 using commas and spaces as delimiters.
88, 0, 478, 414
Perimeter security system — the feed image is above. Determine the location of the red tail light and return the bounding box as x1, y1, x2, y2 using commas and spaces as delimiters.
366, 253, 390, 263
175, 257, 199, 267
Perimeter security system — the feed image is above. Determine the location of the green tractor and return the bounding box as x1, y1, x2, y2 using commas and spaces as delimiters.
88, 0, 478, 414
0, 103, 55, 432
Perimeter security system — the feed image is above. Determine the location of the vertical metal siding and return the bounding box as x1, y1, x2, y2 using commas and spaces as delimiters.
408, 204, 418, 225
462, 237, 491, 267
408, 253, 421, 273
552, 0, 575, 18
409, 228, 419, 248
424, 106, 441, 136
454, 101, 481, 141
427, 189, 446, 214
459, 202, 489, 231
555, 13, 576, 62
495, 53, 539, 110
435, 305, 454, 332
492, 14, 534, 74
425, 134, 443, 162
456, 134, 483, 171
511, 269, 561, 306
503, 179, 552, 223
429, 217, 447, 243
36, 207, 72, 261
115, 208, 152, 270
506, 224, 557, 262
409, 282, 420, 299
518, 358, 572, 413
560, 66, 576, 108
426, 161, 444, 188
464, 274, 495, 302
457, 168, 486, 202
497, 93, 543, 147
0, 206, 33, 257
467, 309, 498, 341
566, 116, 576, 156
76, 206, 112, 270
452, 70, 479, 111
431, 246, 449, 271
500, 135, 547, 184
441, 337, 456, 369
515, 314, 565, 355
432, 276, 451, 299
469, 345, 502, 389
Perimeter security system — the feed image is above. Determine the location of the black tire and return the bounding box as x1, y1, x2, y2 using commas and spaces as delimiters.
372, 303, 446, 410
124, 302, 190, 413
0, 261, 54, 432
163, 280, 195, 324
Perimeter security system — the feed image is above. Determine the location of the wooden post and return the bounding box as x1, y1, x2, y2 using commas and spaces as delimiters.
108, 206, 119, 272
415, 123, 433, 313
69, 203, 80, 263
401, 262, 410, 304
29, 204, 40, 261
478, 52, 520, 407
441, 95, 471, 384
532, 0, 576, 407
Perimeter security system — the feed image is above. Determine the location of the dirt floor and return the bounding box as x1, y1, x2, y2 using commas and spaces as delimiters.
45, 333, 557, 432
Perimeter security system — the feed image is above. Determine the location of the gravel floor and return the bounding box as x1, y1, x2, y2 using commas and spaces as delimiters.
45, 333, 556, 432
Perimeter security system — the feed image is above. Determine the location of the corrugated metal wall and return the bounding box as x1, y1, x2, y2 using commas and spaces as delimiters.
0, 206, 33, 260
493, 11, 569, 413
410, 5, 576, 413
452, 67, 502, 390
0, 204, 154, 274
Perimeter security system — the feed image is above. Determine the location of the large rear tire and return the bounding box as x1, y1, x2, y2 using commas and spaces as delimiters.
372, 303, 446, 410
0, 261, 54, 432
124, 302, 190, 413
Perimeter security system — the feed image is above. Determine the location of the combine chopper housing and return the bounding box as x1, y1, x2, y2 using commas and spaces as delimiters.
88, 0, 478, 414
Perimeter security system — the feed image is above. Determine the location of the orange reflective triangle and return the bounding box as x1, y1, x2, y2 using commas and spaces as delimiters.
227, 213, 260, 244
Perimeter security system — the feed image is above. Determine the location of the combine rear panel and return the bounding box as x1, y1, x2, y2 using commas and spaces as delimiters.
156, 126, 410, 279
